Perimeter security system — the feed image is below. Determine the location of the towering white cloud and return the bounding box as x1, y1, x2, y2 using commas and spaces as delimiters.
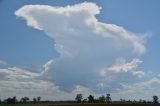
15, 2, 146, 56
14, 2, 148, 98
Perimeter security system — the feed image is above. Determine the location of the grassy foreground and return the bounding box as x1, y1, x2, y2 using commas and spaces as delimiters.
0, 103, 159, 106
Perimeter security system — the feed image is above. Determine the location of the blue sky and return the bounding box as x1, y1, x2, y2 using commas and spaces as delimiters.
0, 0, 160, 101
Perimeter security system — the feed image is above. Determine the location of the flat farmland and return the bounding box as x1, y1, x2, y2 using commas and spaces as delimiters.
0, 103, 159, 106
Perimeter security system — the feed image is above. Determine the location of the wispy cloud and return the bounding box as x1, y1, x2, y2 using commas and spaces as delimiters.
113, 76, 160, 100
0, 60, 8, 67
100, 58, 144, 78
0, 66, 93, 100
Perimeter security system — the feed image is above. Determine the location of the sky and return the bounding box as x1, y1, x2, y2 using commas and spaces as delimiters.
0, 0, 160, 101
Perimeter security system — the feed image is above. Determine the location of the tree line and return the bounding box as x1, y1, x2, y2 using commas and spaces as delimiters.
75, 93, 111, 103
0, 96, 41, 104
75, 93, 159, 104
0, 94, 159, 104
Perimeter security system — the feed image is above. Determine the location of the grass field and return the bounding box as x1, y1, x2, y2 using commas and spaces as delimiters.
0, 103, 159, 106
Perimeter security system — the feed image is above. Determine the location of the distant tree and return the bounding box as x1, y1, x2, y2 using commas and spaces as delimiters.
120, 98, 126, 102
82, 99, 87, 103
127, 99, 132, 103
143, 100, 146, 104
106, 94, 111, 103
147, 101, 152, 104
37, 96, 41, 102
138, 99, 146, 104
153, 95, 159, 104
133, 100, 137, 103
5, 96, 17, 104
75, 94, 83, 103
20, 97, 29, 103
98, 95, 106, 103
139, 99, 143, 103
4, 97, 11, 103
88, 95, 94, 103
13, 96, 17, 103
33, 98, 37, 103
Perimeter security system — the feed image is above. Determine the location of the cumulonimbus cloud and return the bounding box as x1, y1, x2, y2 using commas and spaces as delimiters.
15, 2, 147, 92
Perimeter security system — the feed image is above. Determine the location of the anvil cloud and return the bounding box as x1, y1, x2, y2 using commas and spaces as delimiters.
2, 2, 149, 100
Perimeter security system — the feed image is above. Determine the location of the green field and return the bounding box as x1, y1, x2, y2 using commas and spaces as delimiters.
0, 103, 159, 106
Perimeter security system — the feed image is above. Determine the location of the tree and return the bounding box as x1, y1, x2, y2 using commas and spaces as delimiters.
153, 95, 159, 104
5, 96, 17, 104
98, 95, 106, 103
120, 98, 126, 102
82, 99, 87, 103
139, 99, 143, 103
37, 96, 41, 102
33, 98, 37, 103
106, 94, 111, 103
12, 96, 17, 103
143, 100, 146, 104
20, 97, 29, 103
4, 97, 12, 103
75, 94, 83, 103
88, 95, 94, 103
